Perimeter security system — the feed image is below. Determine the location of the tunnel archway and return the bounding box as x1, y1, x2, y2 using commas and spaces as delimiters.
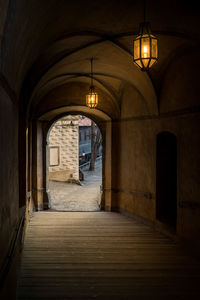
156, 131, 177, 229
31, 106, 112, 212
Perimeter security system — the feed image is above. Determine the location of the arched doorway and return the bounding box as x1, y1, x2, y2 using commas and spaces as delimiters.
31, 106, 112, 212
156, 132, 177, 229
47, 114, 102, 211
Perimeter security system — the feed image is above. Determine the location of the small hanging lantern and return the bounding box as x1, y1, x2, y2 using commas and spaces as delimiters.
133, 1, 158, 71
86, 58, 98, 108
86, 86, 98, 108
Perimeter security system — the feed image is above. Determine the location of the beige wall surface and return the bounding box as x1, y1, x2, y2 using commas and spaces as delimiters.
113, 114, 200, 246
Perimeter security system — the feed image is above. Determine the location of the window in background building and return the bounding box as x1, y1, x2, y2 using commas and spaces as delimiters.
49, 146, 60, 166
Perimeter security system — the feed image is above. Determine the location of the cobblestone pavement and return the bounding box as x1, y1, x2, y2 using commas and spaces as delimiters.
48, 161, 102, 211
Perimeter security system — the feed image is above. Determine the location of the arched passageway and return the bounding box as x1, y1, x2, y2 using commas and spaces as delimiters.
31, 106, 112, 212
1, 1, 200, 299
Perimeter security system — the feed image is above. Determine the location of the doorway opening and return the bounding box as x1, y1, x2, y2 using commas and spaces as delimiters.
156, 132, 177, 229
47, 115, 102, 211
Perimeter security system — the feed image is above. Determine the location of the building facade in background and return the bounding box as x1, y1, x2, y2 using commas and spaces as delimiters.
48, 115, 101, 182
48, 115, 79, 182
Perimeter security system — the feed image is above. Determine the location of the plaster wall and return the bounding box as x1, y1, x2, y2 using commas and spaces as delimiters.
0, 86, 19, 275
115, 113, 200, 246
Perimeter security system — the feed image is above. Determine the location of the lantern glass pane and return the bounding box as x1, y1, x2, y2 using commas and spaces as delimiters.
152, 38, 158, 58
134, 38, 140, 60
142, 58, 150, 68
134, 60, 143, 68
149, 59, 156, 68
141, 36, 150, 59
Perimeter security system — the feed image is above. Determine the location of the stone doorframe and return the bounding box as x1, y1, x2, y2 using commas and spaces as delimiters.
31, 107, 112, 212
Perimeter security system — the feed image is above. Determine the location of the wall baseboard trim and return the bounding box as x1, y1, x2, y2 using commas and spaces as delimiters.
118, 207, 179, 241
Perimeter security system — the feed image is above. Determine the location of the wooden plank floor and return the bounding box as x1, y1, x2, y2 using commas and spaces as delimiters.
17, 211, 200, 299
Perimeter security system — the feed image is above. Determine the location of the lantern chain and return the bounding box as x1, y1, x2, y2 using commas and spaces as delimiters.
91, 57, 93, 87
144, 0, 146, 23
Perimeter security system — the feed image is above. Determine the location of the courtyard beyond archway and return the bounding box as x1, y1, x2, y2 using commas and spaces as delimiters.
49, 159, 102, 211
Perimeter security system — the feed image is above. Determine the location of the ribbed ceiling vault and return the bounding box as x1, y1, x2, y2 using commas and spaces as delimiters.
1, 0, 199, 119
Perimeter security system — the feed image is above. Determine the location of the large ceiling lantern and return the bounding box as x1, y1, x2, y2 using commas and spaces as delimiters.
133, 1, 158, 71
86, 58, 98, 108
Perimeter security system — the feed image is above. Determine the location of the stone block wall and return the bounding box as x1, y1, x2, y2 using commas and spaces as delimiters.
48, 115, 79, 181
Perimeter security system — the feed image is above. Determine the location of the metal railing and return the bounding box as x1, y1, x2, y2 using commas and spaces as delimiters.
79, 155, 102, 170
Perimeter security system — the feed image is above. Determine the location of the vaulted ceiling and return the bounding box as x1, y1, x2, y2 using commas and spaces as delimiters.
1, 0, 200, 119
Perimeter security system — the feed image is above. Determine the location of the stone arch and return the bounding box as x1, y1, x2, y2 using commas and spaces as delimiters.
31, 106, 112, 212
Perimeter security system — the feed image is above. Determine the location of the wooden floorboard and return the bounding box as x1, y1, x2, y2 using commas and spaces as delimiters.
17, 211, 200, 299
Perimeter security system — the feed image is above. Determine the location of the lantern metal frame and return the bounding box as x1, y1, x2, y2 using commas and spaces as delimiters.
86, 58, 98, 108
133, 0, 158, 71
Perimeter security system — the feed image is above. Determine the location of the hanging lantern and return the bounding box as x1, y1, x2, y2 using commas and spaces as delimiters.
86, 58, 98, 108
133, 21, 158, 71
86, 86, 98, 108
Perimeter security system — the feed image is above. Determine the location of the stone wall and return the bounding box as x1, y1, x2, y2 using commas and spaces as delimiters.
0, 85, 19, 298
48, 115, 79, 182
114, 114, 200, 247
